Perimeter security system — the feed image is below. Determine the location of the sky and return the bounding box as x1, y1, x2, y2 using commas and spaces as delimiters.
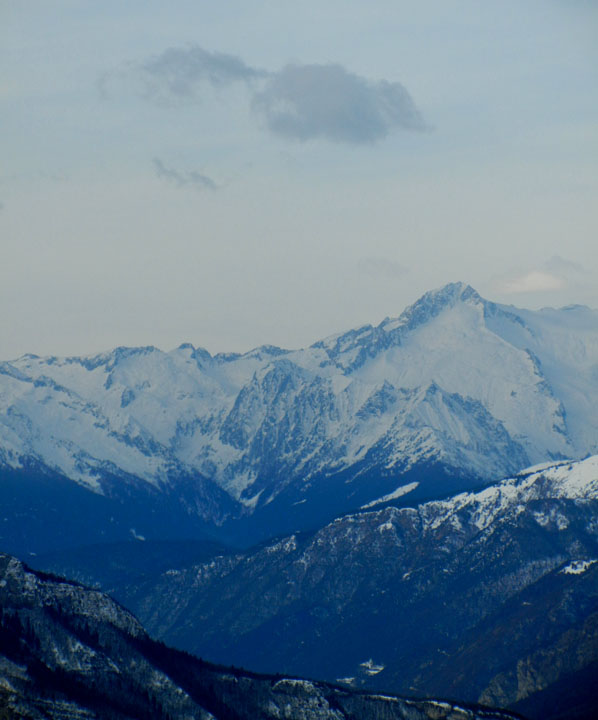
1, 0, 597, 359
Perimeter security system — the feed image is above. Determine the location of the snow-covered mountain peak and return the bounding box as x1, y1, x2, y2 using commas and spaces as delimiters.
311, 283, 483, 368
391, 281, 482, 332
1, 284, 597, 529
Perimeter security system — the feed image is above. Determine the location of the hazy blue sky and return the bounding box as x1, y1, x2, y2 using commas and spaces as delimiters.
2, 1, 597, 358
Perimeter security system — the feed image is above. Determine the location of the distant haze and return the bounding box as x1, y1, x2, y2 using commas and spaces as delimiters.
1, 1, 597, 359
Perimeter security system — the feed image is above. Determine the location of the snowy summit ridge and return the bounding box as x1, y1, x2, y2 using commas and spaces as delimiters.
1, 282, 597, 530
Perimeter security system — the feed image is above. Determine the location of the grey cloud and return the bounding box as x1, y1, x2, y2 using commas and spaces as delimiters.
153, 158, 218, 191
141, 45, 266, 102
127, 46, 426, 145
252, 63, 426, 143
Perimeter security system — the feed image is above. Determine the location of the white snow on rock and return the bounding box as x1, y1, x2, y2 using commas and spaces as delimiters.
0, 283, 597, 512
335, 677, 356, 686
362, 482, 419, 509
348, 455, 598, 540
561, 559, 597, 575
359, 659, 385, 675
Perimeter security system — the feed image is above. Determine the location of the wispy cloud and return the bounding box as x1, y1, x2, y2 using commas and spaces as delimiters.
153, 158, 218, 191
252, 63, 426, 143
140, 45, 266, 103
107, 45, 426, 145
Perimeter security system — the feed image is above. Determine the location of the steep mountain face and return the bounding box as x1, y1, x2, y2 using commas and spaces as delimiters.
2, 283, 597, 549
59, 456, 598, 720
0, 553, 519, 720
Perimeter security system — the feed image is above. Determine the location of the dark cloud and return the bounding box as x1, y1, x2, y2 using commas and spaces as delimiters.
153, 158, 218, 191
252, 63, 426, 143
141, 45, 266, 102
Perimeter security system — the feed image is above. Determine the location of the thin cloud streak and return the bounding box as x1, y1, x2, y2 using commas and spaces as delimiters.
153, 158, 218, 191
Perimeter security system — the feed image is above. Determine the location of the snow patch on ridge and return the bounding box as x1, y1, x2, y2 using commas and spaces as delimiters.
362, 482, 419, 509
561, 559, 597, 575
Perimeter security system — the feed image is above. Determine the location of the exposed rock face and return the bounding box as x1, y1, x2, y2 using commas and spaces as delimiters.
0, 553, 518, 720
2, 283, 598, 550
49, 457, 598, 720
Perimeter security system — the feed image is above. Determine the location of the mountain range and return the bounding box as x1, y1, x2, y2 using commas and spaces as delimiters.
0, 552, 521, 720
2, 282, 598, 552
3, 282, 598, 719
40, 455, 598, 720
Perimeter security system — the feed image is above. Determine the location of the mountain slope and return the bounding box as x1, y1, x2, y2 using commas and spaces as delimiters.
59, 456, 598, 720
0, 553, 519, 720
2, 283, 597, 548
